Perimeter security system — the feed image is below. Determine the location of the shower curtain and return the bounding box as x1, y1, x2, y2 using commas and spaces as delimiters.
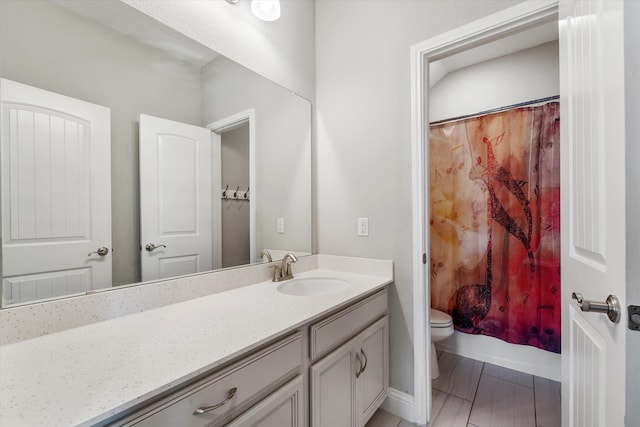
429, 101, 560, 353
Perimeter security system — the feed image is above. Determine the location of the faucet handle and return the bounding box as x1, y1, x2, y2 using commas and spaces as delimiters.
272, 264, 282, 282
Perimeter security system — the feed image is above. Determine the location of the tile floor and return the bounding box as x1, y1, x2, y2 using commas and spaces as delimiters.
365, 350, 561, 427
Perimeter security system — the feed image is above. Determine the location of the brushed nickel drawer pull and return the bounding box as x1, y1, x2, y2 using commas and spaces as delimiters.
360, 348, 368, 373
193, 387, 237, 414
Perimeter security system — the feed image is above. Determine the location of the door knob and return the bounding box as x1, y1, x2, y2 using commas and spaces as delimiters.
88, 246, 109, 257
572, 292, 621, 323
145, 243, 167, 252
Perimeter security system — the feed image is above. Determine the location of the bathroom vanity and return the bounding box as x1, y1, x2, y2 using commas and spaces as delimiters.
0, 255, 392, 427
0, 3, 387, 426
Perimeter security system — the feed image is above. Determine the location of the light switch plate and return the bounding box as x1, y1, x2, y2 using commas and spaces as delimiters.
357, 217, 369, 237
277, 218, 285, 234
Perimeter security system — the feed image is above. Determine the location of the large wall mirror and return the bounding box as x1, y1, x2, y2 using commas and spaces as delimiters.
0, 0, 312, 308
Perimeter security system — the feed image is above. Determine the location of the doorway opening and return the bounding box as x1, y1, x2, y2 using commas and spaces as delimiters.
409, 2, 559, 424
207, 109, 256, 269
220, 123, 251, 268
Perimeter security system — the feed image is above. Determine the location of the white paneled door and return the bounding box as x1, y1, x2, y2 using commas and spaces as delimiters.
560, 0, 627, 426
139, 114, 218, 281
1, 78, 111, 305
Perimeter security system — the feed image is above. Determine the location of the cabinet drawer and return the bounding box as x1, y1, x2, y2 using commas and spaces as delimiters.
310, 289, 387, 361
226, 376, 304, 427
119, 333, 302, 427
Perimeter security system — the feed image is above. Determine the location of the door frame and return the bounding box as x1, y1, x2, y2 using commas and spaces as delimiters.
409, 1, 558, 424
207, 108, 256, 268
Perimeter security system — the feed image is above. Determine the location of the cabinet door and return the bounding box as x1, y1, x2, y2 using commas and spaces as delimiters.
357, 317, 388, 426
310, 336, 358, 427
226, 376, 304, 427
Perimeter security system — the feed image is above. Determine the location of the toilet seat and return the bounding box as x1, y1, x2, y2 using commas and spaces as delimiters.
430, 308, 453, 328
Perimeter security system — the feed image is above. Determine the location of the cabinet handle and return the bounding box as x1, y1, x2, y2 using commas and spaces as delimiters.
360, 348, 368, 373
193, 387, 237, 414
355, 353, 363, 378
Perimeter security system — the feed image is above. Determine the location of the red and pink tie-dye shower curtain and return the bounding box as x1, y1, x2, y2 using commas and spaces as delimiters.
429, 101, 560, 353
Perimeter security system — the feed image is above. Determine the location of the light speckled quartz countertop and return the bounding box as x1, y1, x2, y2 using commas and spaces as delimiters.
0, 267, 392, 426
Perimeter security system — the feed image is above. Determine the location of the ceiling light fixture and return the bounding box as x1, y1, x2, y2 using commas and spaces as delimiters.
251, 0, 281, 22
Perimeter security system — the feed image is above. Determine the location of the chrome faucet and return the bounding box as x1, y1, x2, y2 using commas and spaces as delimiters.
258, 250, 272, 263
272, 253, 298, 282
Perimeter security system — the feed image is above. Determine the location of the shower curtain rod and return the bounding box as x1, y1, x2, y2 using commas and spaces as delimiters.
429, 95, 559, 126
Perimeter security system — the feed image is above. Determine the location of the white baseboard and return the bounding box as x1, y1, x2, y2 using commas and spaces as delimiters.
437, 332, 561, 381
381, 388, 420, 424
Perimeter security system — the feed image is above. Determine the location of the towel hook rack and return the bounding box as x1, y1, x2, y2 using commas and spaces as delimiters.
221, 185, 250, 201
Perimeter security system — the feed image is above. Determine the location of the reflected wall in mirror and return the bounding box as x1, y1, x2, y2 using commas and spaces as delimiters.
0, 0, 312, 308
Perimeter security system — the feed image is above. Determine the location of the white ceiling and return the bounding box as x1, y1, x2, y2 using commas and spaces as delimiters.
429, 20, 559, 87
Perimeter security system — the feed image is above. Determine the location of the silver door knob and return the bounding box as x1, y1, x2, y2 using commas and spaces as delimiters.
572, 292, 621, 323
88, 246, 109, 257
145, 243, 167, 252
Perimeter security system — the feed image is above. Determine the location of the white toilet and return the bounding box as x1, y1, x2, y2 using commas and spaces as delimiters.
430, 308, 454, 379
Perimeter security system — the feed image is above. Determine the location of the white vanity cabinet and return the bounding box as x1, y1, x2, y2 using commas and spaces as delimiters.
0, 258, 395, 427
309, 290, 389, 427
107, 287, 389, 427
111, 333, 303, 427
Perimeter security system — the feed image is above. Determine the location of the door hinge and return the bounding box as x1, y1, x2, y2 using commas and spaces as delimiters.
422, 253, 427, 265
628, 305, 640, 331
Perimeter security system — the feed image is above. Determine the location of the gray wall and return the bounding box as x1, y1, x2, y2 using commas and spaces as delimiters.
0, 0, 202, 286
202, 56, 312, 258
315, 0, 525, 395
430, 41, 559, 122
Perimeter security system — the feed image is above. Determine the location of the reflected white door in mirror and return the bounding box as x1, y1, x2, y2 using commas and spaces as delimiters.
139, 115, 220, 281
1, 79, 112, 306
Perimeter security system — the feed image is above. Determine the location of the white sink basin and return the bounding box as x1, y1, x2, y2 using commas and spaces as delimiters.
276, 277, 349, 296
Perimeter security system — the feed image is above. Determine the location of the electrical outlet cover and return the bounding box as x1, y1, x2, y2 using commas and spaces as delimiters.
357, 217, 369, 236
